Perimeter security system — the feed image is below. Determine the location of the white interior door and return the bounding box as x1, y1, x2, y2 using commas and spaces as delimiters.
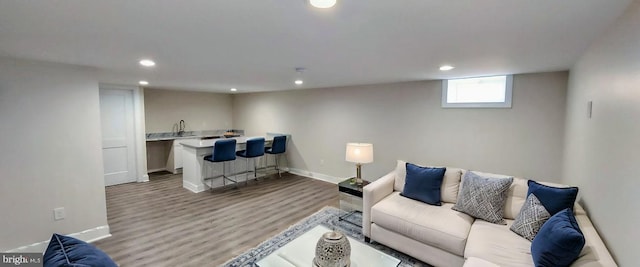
100, 87, 136, 186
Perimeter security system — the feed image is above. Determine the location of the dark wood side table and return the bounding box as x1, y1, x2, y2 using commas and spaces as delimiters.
338, 178, 370, 226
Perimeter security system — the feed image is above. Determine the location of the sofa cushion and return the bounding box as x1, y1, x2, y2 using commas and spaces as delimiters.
465, 219, 534, 267
371, 192, 474, 255
461, 170, 528, 220
527, 180, 578, 216
441, 167, 463, 204
394, 160, 463, 204
43, 233, 117, 267
510, 193, 551, 241
531, 208, 585, 267
504, 177, 528, 220
401, 163, 446, 205
394, 160, 407, 191
452, 171, 513, 224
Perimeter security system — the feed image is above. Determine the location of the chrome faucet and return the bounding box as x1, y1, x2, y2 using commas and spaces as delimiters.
178, 120, 185, 135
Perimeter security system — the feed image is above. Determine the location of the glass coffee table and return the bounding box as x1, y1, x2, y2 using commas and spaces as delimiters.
256, 225, 400, 267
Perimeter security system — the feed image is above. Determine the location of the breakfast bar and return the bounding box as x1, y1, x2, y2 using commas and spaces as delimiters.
180, 136, 275, 193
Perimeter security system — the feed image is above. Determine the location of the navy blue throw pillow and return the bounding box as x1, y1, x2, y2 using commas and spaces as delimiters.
43, 233, 117, 267
531, 208, 585, 267
400, 163, 446, 206
527, 180, 578, 216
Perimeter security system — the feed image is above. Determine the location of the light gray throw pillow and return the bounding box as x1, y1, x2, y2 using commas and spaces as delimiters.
452, 171, 513, 224
510, 193, 551, 241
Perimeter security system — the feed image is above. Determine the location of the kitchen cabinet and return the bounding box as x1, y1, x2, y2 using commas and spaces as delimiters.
167, 138, 198, 173
145, 129, 242, 174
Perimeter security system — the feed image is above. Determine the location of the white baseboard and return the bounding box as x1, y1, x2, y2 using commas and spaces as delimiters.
6, 225, 111, 253
147, 168, 167, 173
139, 174, 150, 182
183, 180, 205, 193
288, 168, 344, 184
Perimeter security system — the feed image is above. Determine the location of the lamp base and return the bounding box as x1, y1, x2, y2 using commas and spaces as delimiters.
355, 163, 363, 185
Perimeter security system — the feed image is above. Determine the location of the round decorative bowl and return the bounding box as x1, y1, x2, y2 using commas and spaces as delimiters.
313, 231, 351, 267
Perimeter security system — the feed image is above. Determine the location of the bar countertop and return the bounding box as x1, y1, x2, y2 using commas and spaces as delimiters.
180, 136, 273, 148
145, 130, 243, 141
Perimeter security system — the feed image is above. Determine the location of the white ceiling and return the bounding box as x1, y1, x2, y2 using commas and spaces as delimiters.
0, 0, 632, 93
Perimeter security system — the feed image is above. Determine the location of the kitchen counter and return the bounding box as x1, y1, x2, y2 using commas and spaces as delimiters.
145, 130, 243, 141
180, 136, 269, 148
145, 129, 245, 174
146, 130, 220, 141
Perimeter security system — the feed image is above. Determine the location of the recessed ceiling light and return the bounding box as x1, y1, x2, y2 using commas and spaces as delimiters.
139, 80, 149, 85
294, 67, 305, 85
139, 59, 156, 67
230, 88, 237, 92
309, 0, 336, 8
439, 65, 455, 71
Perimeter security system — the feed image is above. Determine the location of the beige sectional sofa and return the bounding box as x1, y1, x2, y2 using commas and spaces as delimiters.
363, 160, 617, 267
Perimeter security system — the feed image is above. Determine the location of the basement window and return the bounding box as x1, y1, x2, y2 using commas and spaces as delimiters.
442, 75, 513, 108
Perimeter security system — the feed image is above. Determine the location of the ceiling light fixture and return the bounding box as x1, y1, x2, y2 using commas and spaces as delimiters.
439, 65, 455, 71
139, 59, 156, 67
230, 88, 237, 92
139, 80, 149, 85
294, 67, 305, 85
309, 0, 337, 8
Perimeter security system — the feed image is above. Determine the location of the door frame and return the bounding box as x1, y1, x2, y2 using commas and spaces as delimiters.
99, 83, 149, 183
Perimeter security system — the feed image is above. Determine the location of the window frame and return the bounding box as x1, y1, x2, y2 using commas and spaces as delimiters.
441, 75, 513, 108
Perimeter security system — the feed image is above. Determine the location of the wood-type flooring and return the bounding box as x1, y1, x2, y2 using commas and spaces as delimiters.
93, 172, 338, 266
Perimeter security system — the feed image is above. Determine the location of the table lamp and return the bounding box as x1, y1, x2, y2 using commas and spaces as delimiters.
345, 143, 373, 185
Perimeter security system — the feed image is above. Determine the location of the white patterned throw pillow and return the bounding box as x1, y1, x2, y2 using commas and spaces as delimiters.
452, 171, 513, 224
510, 193, 551, 241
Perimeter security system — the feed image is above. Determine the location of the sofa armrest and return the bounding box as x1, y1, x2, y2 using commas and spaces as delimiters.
572, 214, 618, 267
363, 171, 396, 238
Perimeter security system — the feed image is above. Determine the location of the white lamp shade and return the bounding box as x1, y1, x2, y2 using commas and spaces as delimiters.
345, 143, 373, 164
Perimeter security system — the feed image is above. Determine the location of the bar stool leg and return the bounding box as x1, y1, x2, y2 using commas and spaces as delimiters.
207, 162, 211, 189
275, 154, 281, 178
256, 156, 264, 180
232, 160, 236, 186
245, 158, 250, 185
222, 162, 226, 187
253, 158, 258, 178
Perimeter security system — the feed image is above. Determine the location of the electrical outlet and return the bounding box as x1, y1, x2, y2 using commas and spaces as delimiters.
54, 207, 65, 221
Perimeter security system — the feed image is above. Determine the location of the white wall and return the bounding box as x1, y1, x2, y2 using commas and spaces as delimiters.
0, 58, 109, 251
144, 88, 233, 133
233, 71, 568, 183
563, 2, 640, 265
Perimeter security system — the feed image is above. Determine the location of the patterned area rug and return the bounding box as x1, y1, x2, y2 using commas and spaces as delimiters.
222, 206, 432, 267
